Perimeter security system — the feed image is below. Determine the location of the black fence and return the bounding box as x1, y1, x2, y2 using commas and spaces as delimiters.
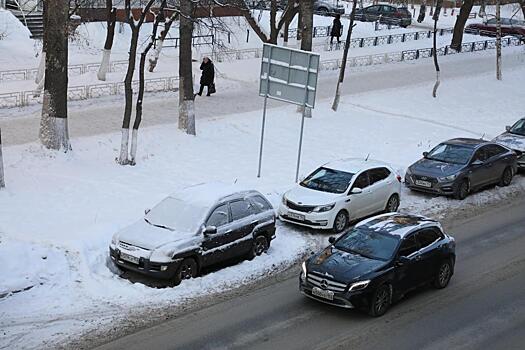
288, 25, 343, 39
160, 35, 215, 48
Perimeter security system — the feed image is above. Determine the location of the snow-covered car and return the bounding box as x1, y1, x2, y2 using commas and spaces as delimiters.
109, 183, 276, 285
493, 118, 525, 170
279, 159, 402, 233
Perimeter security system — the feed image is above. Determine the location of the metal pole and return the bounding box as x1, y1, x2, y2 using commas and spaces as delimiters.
0, 128, 5, 189
295, 53, 313, 183
257, 45, 272, 178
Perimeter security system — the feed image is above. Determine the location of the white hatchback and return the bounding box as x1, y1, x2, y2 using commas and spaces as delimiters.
279, 158, 402, 233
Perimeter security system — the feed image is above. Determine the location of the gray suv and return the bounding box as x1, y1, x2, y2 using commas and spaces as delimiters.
405, 138, 517, 200
249, 0, 345, 15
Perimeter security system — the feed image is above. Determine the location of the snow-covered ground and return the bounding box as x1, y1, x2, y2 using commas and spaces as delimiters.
1, 61, 525, 349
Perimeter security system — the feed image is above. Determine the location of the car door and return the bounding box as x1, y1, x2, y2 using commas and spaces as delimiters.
365, 5, 381, 21
201, 203, 236, 266
394, 234, 421, 293
380, 5, 395, 21
367, 167, 393, 213
347, 170, 373, 220
228, 199, 260, 257
485, 144, 511, 183
469, 146, 493, 188
414, 228, 443, 283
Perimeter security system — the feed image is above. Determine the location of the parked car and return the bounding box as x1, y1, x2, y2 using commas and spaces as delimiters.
248, 0, 345, 15
405, 138, 518, 200
109, 183, 276, 285
465, 18, 525, 38
299, 213, 456, 316
279, 158, 401, 233
354, 5, 412, 28
493, 117, 525, 170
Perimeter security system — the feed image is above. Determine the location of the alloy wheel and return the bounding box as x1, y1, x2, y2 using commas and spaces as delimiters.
386, 195, 399, 212
374, 287, 390, 314
438, 263, 451, 287
334, 212, 347, 233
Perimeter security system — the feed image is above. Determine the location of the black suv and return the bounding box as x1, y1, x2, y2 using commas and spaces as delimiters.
405, 138, 518, 200
300, 213, 456, 317
354, 5, 412, 28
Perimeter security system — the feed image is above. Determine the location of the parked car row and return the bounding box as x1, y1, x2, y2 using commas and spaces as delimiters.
353, 5, 412, 28
247, 0, 345, 16
465, 18, 525, 38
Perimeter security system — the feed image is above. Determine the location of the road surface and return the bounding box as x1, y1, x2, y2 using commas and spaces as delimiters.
94, 197, 525, 350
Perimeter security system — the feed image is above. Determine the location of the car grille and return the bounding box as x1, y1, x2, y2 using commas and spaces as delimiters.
307, 272, 347, 293
118, 241, 149, 251
413, 175, 438, 184
285, 200, 316, 213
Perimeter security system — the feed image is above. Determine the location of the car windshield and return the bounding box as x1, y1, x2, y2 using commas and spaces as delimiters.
300, 167, 354, 194
509, 119, 525, 136
144, 197, 208, 233
334, 227, 399, 261
426, 143, 473, 165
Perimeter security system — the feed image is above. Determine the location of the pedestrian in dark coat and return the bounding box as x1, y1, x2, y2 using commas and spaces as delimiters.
197, 57, 215, 96
330, 14, 342, 45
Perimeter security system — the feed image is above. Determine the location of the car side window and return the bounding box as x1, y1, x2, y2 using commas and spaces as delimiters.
206, 204, 230, 227
416, 228, 442, 249
368, 167, 391, 186
398, 235, 419, 257
472, 146, 490, 162
250, 195, 272, 212
367, 5, 381, 13
486, 144, 507, 159
352, 171, 370, 190
230, 200, 257, 221
381, 5, 394, 13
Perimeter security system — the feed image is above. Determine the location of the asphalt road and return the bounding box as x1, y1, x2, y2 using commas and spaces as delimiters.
95, 197, 525, 350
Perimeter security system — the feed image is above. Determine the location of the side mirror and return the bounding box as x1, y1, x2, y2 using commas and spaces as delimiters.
471, 159, 484, 166
396, 256, 411, 266
144, 208, 151, 215
328, 236, 336, 244
505, 125, 511, 132
350, 187, 363, 194
203, 226, 217, 236
422, 151, 429, 158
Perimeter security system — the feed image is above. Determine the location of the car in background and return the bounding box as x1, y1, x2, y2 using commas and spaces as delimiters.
493, 118, 525, 170
354, 5, 412, 28
279, 158, 401, 233
405, 138, 518, 200
109, 183, 276, 285
299, 213, 456, 316
465, 18, 525, 38
248, 0, 345, 16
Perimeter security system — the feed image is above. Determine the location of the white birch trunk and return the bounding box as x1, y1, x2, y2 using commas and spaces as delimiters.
97, 49, 112, 81
34, 74, 45, 97
179, 100, 196, 136
35, 51, 46, 84
332, 81, 342, 111
39, 92, 71, 151
148, 39, 164, 72
129, 128, 138, 165
118, 128, 130, 164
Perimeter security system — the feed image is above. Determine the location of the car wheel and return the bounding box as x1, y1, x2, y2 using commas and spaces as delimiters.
385, 194, 400, 213
248, 235, 269, 260
368, 284, 391, 317
433, 260, 452, 289
333, 210, 348, 233
498, 167, 513, 187
453, 179, 469, 200
173, 258, 198, 286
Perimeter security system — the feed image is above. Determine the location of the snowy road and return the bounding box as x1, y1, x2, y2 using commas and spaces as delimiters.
1, 48, 524, 146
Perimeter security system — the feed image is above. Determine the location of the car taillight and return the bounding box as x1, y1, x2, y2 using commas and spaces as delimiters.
396, 175, 402, 182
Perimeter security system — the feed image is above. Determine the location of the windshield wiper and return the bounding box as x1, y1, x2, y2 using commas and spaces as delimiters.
144, 218, 174, 231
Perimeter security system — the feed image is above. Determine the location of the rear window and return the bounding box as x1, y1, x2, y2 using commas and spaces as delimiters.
398, 8, 411, 16
250, 195, 273, 212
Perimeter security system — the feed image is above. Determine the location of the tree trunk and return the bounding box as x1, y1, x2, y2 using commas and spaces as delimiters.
35, 51, 46, 84
450, 0, 473, 51
417, 0, 426, 23
520, 0, 525, 20
269, 0, 278, 44
332, 0, 358, 112
179, 0, 196, 136
0, 128, 5, 189
298, 0, 313, 117
432, 0, 443, 98
97, 1, 116, 81
148, 13, 177, 73
40, 0, 71, 152
496, 0, 502, 80
283, 18, 290, 46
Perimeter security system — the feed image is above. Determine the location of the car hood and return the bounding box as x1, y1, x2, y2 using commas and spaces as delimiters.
493, 132, 525, 152
115, 219, 197, 251
410, 158, 465, 177
285, 185, 342, 206
307, 246, 387, 283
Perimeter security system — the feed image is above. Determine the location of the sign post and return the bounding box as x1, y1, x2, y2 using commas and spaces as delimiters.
0, 128, 5, 189
257, 44, 320, 181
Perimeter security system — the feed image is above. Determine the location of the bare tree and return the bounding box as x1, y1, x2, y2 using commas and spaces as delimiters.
297, 0, 313, 117
332, 0, 358, 112
97, 0, 117, 81
496, 0, 502, 80
417, 0, 426, 23
148, 12, 178, 72
117, 0, 156, 165
450, 0, 473, 51
178, 0, 196, 135
39, 0, 71, 152
432, 0, 443, 98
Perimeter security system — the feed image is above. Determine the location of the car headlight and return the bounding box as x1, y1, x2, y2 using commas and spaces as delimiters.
313, 203, 335, 213
437, 174, 458, 182
301, 261, 307, 281
348, 280, 370, 292
405, 167, 413, 176
111, 235, 118, 246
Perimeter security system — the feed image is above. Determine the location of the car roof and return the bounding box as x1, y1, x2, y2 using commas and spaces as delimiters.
355, 213, 439, 239
443, 138, 490, 148
323, 158, 392, 174
170, 182, 260, 207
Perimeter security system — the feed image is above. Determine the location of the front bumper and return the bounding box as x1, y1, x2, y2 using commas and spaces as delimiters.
278, 205, 334, 230
109, 247, 182, 280
299, 275, 369, 309
404, 174, 456, 196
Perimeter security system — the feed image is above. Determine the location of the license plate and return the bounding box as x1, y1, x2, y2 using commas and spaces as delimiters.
312, 287, 334, 301
120, 252, 139, 264
415, 179, 432, 188
288, 212, 305, 221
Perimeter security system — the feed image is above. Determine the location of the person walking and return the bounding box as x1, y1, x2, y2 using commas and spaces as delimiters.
196, 56, 215, 97
330, 14, 342, 47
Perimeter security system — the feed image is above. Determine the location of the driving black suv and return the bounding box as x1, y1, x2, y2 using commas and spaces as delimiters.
354, 5, 412, 28
405, 138, 518, 200
300, 213, 456, 317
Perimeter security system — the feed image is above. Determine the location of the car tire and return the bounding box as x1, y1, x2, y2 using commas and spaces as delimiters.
453, 179, 469, 200
498, 167, 513, 187
368, 284, 391, 317
384, 194, 400, 213
333, 210, 348, 233
433, 260, 452, 289
173, 258, 198, 286
248, 235, 269, 260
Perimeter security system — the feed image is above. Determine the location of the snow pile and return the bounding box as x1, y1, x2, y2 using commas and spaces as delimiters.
0, 9, 39, 68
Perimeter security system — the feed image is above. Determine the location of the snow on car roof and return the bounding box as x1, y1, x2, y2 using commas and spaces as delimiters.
170, 182, 257, 207
323, 158, 391, 174
356, 213, 438, 238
